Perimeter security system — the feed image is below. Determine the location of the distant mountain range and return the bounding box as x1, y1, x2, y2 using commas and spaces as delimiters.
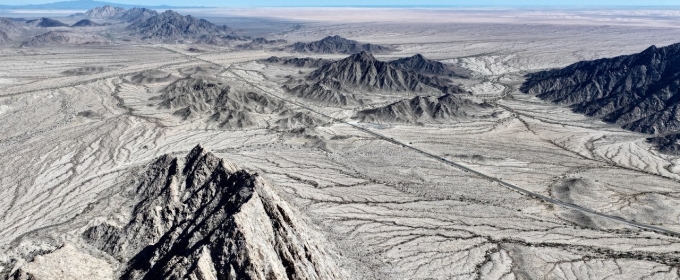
0, 0, 207, 10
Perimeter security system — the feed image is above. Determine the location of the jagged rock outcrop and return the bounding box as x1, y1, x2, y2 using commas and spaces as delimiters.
237, 37, 287, 50
353, 93, 492, 123
263, 56, 331, 68
71, 19, 102, 27
389, 54, 461, 77
25, 17, 68, 28
285, 51, 466, 105
152, 77, 285, 128
128, 10, 231, 43
521, 43, 680, 136
19, 31, 108, 47
290, 35, 393, 54
82, 145, 347, 280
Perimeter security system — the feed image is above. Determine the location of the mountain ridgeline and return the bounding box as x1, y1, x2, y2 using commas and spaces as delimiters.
285, 51, 467, 105
28, 145, 346, 280
128, 10, 232, 42
520, 42, 680, 153
353, 94, 494, 124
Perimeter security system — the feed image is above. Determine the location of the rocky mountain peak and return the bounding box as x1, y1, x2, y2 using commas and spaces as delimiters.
79, 145, 346, 280
388, 53, 459, 77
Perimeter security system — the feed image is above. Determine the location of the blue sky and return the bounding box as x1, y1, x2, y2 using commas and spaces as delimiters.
2, 0, 679, 6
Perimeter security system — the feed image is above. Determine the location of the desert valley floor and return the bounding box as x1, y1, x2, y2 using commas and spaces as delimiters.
2, 8, 680, 279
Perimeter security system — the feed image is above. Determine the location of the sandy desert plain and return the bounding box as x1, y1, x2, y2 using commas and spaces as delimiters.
1, 6, 680, 280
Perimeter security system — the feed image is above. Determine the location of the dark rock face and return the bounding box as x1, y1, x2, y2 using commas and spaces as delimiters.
521, 43, 680, 135
388, 54, 460, 77
25, 18, 68, 27
286, 51, 466, 105
83, 145, 346, 280
71, 19, 101, 27
354, 93, 491, 123
290, 35, 393, 54
647, 133, 680, 155
128, 10, 231, 42
263, 56, 332, 68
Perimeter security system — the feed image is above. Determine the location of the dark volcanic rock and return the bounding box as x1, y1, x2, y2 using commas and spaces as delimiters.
128, 10, 231, 42
263, 56, 331, 68
285, 51, 466, 105
71, 19, 101, 27
521, 43, 680, 136
388, 54, 460, 77
83, 145, 346, 280
25, 17, 68, 27
647, 134, 680, 155
354, 93, 492, 124
290, 35, 393, 54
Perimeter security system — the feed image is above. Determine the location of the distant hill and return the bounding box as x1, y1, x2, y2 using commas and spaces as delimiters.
290, 35, 394, 54
71, 19, 102, 27
25, 18, 69, 28
78, 6, 158, 23
128, 10, 232, 43
0, 0, 207, 10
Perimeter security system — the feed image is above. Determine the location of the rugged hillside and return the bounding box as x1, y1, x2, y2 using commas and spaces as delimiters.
128, 10, 231, 42
290, 35, 393, 54
71, 19, 102, 27
389, 54, 460, 77
285, 51, 466, 105
9, 146, 347, 280
263, 56, 332, 68
25, 17, 68, 27
0, 17, 24, 36
521, 43, 680, 135
354, 93, 492, 123
82, 6, 158, 23
152, 77, 279, 128
19, 31, 108, 47
83, 5, 126, 19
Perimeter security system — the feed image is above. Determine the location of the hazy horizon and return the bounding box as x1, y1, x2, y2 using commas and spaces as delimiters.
1, 0, 679, 7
